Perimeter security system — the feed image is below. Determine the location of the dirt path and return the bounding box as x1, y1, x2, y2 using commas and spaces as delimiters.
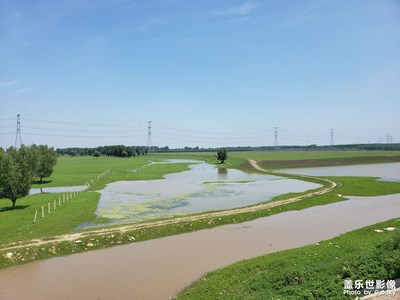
1, 160, 339, 251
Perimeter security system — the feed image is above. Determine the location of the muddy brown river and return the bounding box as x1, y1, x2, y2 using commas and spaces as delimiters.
0, 193, 399, 300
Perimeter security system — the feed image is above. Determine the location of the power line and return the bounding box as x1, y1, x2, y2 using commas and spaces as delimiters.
154, 125, 273, 136
22, 132, 145, 138
20, 125, 145, 133
23, 118, 141, 127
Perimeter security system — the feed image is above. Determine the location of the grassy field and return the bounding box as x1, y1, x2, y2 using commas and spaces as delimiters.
0, 192, 100, 245
177, 218, 400, 300
161, 150, 400, 169
1, 150, 400, 271
31, 155, 192, 188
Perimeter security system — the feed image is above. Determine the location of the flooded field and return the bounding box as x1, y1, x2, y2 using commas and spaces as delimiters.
79, 160, 321, 228
1, 193, 399, 300
29, 185, 87, 195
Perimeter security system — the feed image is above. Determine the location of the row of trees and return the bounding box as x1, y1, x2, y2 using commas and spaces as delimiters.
56, 143, 400, 157
0, 145, 57, 208
57, 145, 152, 157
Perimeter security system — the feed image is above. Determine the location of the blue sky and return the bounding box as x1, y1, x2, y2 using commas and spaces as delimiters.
0, 0, 399, 148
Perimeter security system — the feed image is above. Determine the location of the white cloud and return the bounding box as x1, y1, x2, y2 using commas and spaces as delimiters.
15, 86, 35, 94
0, 80, 20, 88
136, 18, 168, 32
281, 1, 328, 28
214, 2, 259, 16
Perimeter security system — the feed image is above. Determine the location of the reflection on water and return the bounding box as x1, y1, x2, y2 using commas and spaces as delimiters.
78, 160, 320, 229
218, 168, 228, 179
29, 185, 87, 195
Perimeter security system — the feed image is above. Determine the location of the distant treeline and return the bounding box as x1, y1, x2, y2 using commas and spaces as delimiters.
56, 143, 400, 157
56, 145, 157, 157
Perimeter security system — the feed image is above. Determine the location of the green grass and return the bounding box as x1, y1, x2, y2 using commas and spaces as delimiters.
228, 150, 400, 161
0, 192, 100, 245
31, 155, 192, 189
333, 176, 400, 196
177, 219, 400, 300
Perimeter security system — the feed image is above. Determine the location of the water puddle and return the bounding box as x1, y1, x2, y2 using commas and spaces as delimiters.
29, 186, 87, 195
78, 160, 320, 229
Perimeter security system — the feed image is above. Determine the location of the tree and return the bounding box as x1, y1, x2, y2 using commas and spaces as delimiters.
0, 146, 34, 208
121, 150, 128, 158
93, 151, 101, 158
136, 146, 141, 156
217, 148, 228, 164
36, 145, 57, 184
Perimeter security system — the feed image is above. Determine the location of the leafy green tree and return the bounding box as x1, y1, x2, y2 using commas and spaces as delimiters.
36, 145, 57, 183
121, 150, 128, 158
217, 148, 228, 164
136, 146, 141, 156
93, 150, 101, 158
0, 146, 34, 208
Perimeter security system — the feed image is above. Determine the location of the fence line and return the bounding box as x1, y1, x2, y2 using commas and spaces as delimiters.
33, 169, 111, 223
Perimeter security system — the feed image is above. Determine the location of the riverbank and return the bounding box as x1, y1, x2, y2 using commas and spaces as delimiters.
178, 216, 400, 300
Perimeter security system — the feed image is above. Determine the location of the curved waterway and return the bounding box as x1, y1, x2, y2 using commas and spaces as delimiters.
78, 159, 321, 229
0, 193, 399, 300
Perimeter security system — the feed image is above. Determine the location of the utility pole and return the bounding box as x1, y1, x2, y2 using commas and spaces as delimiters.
330, 128, 334, 146
274, 127, 278, 150
147, 121, 154, 153
15, 114, 23, 149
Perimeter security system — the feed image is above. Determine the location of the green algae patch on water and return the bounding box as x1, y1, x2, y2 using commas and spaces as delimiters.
96, 198, 191, 221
